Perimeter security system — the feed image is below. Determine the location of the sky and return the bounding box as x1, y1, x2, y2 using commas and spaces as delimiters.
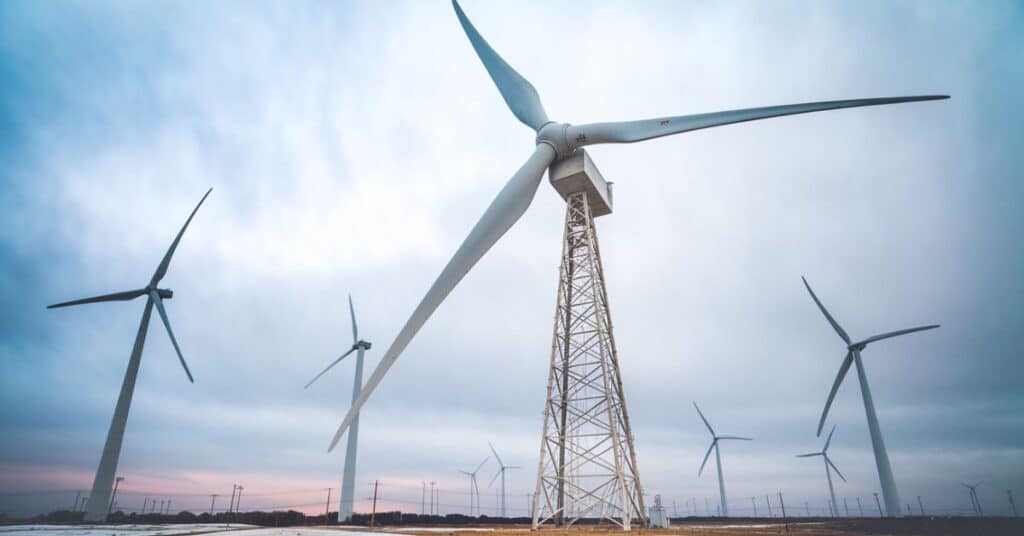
1, 0, 1023, 521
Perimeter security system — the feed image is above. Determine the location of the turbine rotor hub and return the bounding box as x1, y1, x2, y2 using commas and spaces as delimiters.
535, 121, 574, 160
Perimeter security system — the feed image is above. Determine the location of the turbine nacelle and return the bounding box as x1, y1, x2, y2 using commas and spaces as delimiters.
153, 288, 173, 300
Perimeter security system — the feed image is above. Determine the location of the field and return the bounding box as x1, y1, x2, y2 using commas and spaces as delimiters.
4, 520, 1024, 536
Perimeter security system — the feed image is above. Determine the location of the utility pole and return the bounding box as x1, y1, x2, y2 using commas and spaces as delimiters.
778, 492, 789, 534
235, 486, 243, 513
751, 497, 757, 517
209, 494, 217, 515
325, 488, 332, 519
166, 500, 172, 515
844, 497, 849, 517
142, 497, 149, 514
159, 500, 164, 515
857, 497, 863, 516
1009, 490, 1018, 517
107, 477, 124, 515
672, 499, 678, 517
370, 480, 379, 528
873, 493, 883, 517
804, 502, 809, 517
705, 497, 710, 516
918, 495, 924, 516
766, 494, 773, 518
421, 481, 426, 515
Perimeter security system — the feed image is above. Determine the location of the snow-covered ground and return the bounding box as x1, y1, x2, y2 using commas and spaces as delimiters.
0, 526, 390, 536
0, 525, 258, 536
0, 526, 510, 536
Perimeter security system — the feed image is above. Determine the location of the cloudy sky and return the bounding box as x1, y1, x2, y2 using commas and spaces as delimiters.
2, 0, 1022, 520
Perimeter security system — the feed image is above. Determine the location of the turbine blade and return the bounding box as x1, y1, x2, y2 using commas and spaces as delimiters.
826, 456, 847, 482
856, 325, 940, 346
47, 289, 147, 309
474, 456, 490, 474
824, 425, 837, 451
327, 145, 557, 451
348, 294, 358, 343
150, 188, 212, 286
818, 351, 854, 436
488, 441, 504, 468
802, 276, 851, 344
567, 95, 948, 146
149, 291, 193, 383
488, 469, 501, 488
698, 441, 716, 476
304, 347, 357, 389
796, 452, 823, 458
718, 436, 753, 441
693, 401, 715, 436
452, 0, 549, 130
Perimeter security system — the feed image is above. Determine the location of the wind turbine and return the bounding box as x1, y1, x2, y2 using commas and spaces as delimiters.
960, 481, 983, 516
796, 425, 847, 517
802, 277, 939, 517
459, 455, 490, 516
694, 402, 751, 517
305, 295, 372, 522
325, 0, 948, 455
488, 442, 520, 517
48, 188, 211, 522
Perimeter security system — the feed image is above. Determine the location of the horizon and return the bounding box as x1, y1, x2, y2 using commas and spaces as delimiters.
1, 0, 1022, 523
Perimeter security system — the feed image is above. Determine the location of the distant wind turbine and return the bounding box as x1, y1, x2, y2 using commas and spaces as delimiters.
459, 455, 490, 516
48, 188, 211, 522
694, 402, 752, 517
960, 481, 983, 516
305, 295, 372, 522
488, 442, 520, 517
802, 276, 939, 517
796, 425, 847, 517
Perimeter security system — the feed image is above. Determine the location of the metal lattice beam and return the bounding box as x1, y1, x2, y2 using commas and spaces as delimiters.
531, 191, 645, 530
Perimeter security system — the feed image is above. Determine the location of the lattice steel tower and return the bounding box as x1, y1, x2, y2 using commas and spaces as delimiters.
531, 150, 646, 530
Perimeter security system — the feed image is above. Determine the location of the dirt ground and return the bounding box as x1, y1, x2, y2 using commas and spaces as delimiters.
393, 518, 1024, 536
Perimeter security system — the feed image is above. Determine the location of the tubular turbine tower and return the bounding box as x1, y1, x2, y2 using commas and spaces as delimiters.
325, 1, 948, 531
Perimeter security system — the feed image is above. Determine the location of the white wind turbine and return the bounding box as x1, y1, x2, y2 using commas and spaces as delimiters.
802, 276, 940, 518
459, 455, 490, 516
48, 188, 212, 522
325, 0, 948, 453
305, 295, 372, 522
694, 402, 751, 518
796, 425, 847, 517
960, 481, 983, 516
488, 442, 520, 517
